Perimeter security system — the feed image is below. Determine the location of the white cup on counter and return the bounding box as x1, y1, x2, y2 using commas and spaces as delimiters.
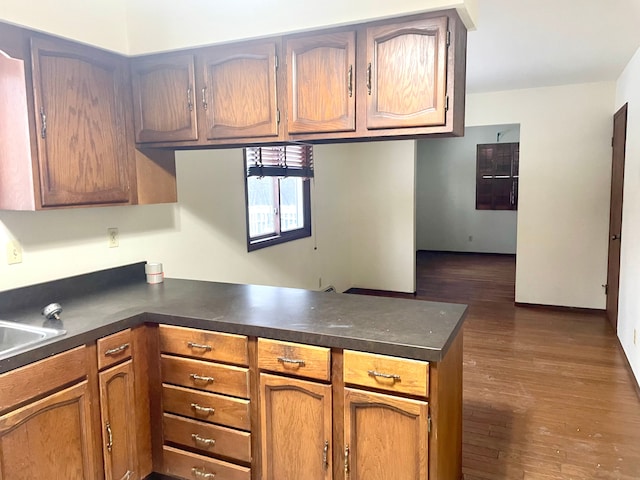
145, 262, 164, 284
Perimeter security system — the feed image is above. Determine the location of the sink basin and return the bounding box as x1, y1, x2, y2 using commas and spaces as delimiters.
0, 320, 66, 360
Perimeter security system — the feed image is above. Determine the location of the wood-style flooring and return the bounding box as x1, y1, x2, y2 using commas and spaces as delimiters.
349, 251, 640, 480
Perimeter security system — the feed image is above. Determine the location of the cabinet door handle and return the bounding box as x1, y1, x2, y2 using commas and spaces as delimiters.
187, 341, 212, 351
322, 440, 329, 470
191, 403, 215, 416
366, 63, 372, 95
344, 445, 350, 475
367, 370, 401, 382
202, 87, 208, 110
40, 107, 47, 139
190, 373, 215, 384
277, 357, 306, 367
348, 65, 353, 98
187, 86, 194, 111
191, 467, 216, 479
104, 343, 129, 356
192, 433, 216, 448
105, 421, 113, 453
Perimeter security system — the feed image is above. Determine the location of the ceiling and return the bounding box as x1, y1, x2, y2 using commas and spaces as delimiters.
466, 0, 640, 93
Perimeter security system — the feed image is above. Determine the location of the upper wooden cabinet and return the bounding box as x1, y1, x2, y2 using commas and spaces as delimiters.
201, 42, 280, 140
286, 31, 356, 134
31, 37, 132, 207
365, 16, 449, 130
131, 53, 198, 143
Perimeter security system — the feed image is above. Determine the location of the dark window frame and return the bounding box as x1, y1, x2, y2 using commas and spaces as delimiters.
243, 147, 312, 252
476, 142, 519, 210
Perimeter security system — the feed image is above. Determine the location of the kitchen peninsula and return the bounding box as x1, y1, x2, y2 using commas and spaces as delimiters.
0, 263, 466, 480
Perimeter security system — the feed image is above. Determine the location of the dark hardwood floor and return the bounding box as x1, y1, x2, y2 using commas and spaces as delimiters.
350, 251, 640, 480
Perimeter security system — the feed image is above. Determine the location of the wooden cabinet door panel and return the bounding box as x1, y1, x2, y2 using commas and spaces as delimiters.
202, 42, 279, 140
260, 374, 332, 480
344, 388, 428, 480
366, 16, 448, 130
99, 360, 138, 480
286, 31, 356, 134
0, 381, 96, 479
31, 37, 131, 207
131, 53, 198, 143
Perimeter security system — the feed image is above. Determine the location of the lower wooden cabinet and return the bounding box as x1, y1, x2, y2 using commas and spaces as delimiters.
343, 388, 429, 480
260, 373, 332, 480
0, 381, 97, 479
99, 359, 139, 480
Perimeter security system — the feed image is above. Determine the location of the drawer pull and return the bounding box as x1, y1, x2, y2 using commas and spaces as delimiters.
187, 341, 212, 351
105, 421, 113, 453
367, 370, 401, 382
277, 357, 306, 367
192, 433, 216, 448
191, 403, 215, 416
323, 440, 329, 470
191, 467, 216, 479
104, 343, 130, 356
190, 373, 215, 384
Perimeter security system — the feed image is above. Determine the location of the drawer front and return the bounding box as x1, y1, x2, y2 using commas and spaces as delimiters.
163, 412, 252, 463
258, 338, 331, 381
97, 328, 132, 370
161, 355, 249, 398
162, 384, 251, 431
343, 350, 429, 397
0, 346, 87, 413
163, 445, 251, 480
159, 325, 249, 366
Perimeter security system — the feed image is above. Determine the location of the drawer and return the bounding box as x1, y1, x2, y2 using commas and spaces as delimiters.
163, 412, 252, 463
161, 354, 249, 398
97, 328, 132, 370
343, 350, 429, 397
159, 325, 249, 366
258, 338, 331, 381
162, 384, 251, 431
0, 346, 87, 413
163, 445, 251, 480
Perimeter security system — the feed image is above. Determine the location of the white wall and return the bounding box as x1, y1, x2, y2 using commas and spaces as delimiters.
466, 82, 616, 309
615, 46, 640, 387
349, 141, 417, 293
416, 124, 519, 254
0, 142, 415, 294
0, 0, 129, 53
0, 0, 476, 55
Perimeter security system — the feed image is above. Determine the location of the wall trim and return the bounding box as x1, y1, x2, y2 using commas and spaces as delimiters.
514, 302, 605, 315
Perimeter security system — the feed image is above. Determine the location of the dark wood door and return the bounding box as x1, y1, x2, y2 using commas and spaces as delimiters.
260, 373, 332, 480
99, 360, 138, 480
344, 388, 428, 480
365, 16, 448, 130
30, 37, 131, 207
201, 42, 279, 140
131, 53, 198, 143
286, 31, 356, 134
0, 381, 96, 479
606, 104, 628, 329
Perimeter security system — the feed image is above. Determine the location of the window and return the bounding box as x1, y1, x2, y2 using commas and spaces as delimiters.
476, 142, 519, 210
244, 145, 313, 251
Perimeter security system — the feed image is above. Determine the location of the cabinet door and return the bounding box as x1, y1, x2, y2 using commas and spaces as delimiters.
131, 54, 198, 143
344, 388, 428, 480
99, 360, 138, 480
286, 31, 356, 134
30, 37, 131, 207
260, 373, 332, 480
201, 42, 279, 140
0, 381, 96, 479
366, 16, 448, 130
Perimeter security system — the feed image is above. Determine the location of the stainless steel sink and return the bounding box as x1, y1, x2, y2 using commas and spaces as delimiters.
0, 320, 66, 360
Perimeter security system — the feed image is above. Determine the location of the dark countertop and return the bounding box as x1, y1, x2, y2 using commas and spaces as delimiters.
0, 264, 467, 374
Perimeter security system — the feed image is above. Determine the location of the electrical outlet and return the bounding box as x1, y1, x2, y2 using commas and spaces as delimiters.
6, 240, 23, 265
468, 235, 473, 242
108, 228, 119, 248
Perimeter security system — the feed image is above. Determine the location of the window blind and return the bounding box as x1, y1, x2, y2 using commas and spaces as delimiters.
246, 145, 314, 178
